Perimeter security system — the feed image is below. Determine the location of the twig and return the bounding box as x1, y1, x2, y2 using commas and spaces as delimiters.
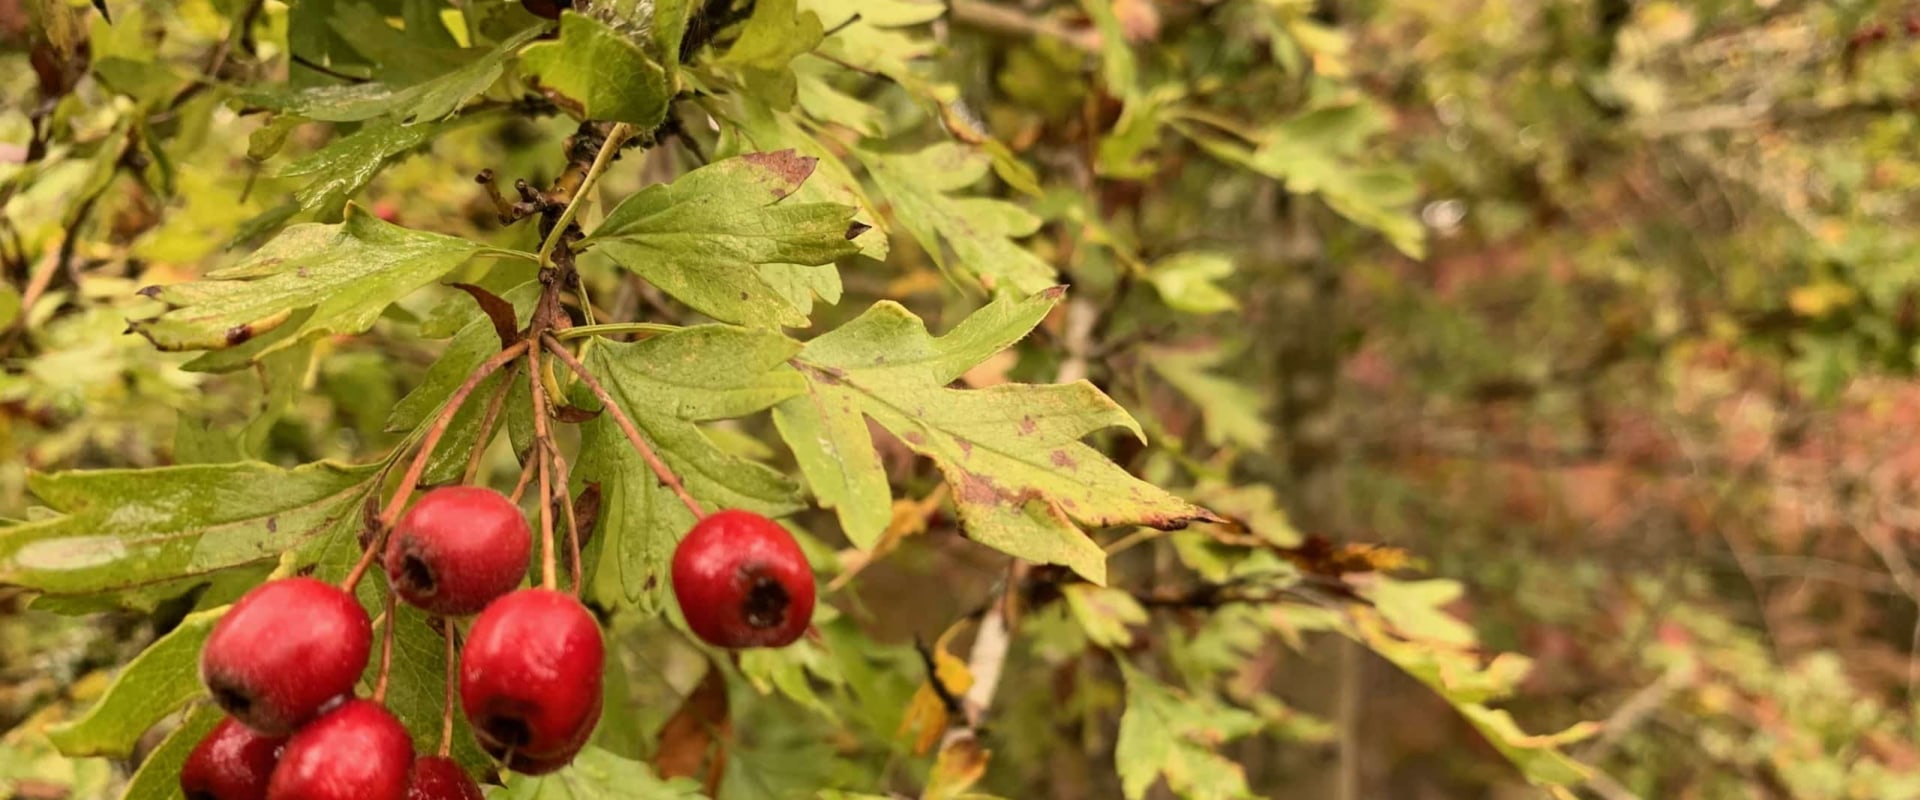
372, 585, 398, 703
543, 439, 586, 595
438, 618, 457, 758
527, 346, 558, 591
541, 334, 705, 518
342, 339, 530, 592
461, 363, 518, 485
537, 123, 633, 268
509, 449, 539, 504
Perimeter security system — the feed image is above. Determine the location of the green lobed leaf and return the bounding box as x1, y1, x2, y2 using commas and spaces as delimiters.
45, 607, 224, 758
1144, 345, 1273, 450
0, 460, 381, 597
857, 143, 1056, 295
1063, 584, 1148, 649
1115, 663, 1261, 800
720, 0, 824, 71
575, 326, 809, 612
521, 12, 670, 126
119, 705, 221, 800
131, 206, 513, 359
486, 746, 704, 799
773, 289, 1219, 580
716, 94, 890, 260
1143, 251, 1238, 315
585, 151, 859, 328
802, 0, 948, 99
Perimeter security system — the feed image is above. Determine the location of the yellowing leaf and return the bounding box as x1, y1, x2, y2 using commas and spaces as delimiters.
857, 143, 1057, 295
924, 736, 991, 800
898, 625, 974, 755
773, 289, 1219, 580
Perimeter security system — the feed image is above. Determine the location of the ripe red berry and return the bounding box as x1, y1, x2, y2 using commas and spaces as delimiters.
201, 578, 371, 734
671, 510, 816, 648
459, 589, 603, 762
180, 717, 286, 800
386, 486, 531, 616
405, 756, 484, 800
266, 699, 414, 800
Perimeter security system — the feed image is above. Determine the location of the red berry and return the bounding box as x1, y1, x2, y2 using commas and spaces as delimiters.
495, 698, 600, 775
459, 589, 603, 761
201, 578, 371, 734
180, 717, 286, 800
266, 699, 413, 800
671, 510, 816, 648
405, 756, 483, 800
386, 486, 531, 616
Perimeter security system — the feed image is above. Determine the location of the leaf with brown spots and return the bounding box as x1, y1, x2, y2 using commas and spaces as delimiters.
128, 206, 507, 362
773, 288, 1219, 582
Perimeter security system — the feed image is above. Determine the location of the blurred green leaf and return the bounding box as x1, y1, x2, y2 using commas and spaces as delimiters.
857, 143, 1056, 295
46, 607, 223, 757
1116, 663, 1261, 800
487, 746, 703, 799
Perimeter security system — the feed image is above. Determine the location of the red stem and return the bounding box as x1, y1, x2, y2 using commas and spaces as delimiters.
343, 339, 530, 593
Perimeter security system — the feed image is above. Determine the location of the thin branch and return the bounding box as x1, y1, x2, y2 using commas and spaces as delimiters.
462, 363, 518, 486
541, 334, 705, 518
528, 346, 559, 591
537, 123, 633, 268
551, 322, 682, 340
438, 618, 457, 758
509, 449, 540, 504
372, 585, 398, 703
343, 339, 530, 592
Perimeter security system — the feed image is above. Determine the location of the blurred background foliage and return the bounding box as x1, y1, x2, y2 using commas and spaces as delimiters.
4, 0, 1920, 798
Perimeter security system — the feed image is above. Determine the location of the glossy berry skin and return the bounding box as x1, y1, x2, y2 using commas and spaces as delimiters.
405, 756, 484, 800
386, 486, 531, 616
180, 717, 286, 800
201, 578, 371, 734
496, 698, 599, 775
671, 510, 816, 648
266, 699, 414, 800
459, 589, 603, 761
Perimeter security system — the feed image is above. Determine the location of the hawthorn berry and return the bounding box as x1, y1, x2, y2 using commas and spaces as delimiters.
386, 486, 531, 616
266, 699, 414, 800
671, 510, 816, 648
180, 717, 286, 800
459, 589, 604, 762
200, 578, 371, 734
405, 756, 484, 800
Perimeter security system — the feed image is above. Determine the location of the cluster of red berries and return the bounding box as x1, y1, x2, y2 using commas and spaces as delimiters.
181, 485, 815, 800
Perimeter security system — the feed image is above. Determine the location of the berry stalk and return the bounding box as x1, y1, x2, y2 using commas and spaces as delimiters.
345, 339, 531, 592
541, 333, 705, 518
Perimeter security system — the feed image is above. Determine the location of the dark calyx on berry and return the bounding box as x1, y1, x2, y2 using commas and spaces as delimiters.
386, 486, 531, 617
459, 589, 604, 764
671, 509, 817, 649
